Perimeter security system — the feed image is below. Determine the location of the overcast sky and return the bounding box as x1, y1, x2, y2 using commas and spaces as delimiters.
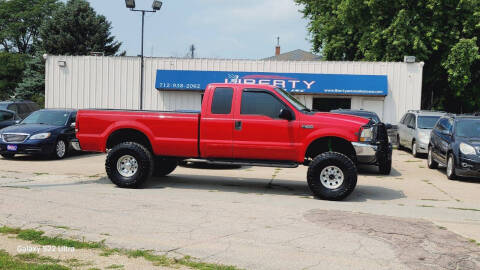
84, 0, 312, 59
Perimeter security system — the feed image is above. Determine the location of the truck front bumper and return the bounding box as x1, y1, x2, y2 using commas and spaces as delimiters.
352, 142, 392, 166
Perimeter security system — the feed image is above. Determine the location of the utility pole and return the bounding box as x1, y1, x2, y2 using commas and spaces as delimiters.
189, 44, 196, 59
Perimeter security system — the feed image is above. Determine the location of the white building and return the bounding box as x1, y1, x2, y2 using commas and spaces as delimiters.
45, 55, 423, 123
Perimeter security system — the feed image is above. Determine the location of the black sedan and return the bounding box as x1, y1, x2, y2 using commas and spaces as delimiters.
428, 114, 480, 179
0, 109, 21, 130
0, 109, 77, 159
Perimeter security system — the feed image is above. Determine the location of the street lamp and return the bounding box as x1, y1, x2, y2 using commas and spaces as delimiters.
125, 0, 163, 110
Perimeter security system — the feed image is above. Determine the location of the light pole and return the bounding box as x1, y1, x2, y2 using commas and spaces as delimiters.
125, 0, 163, 110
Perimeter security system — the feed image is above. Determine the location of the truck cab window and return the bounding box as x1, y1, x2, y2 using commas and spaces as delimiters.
211, 87, 233, 114
241, 91, 286, 119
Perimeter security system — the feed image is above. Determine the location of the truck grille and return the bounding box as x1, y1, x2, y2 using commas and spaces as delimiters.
2, 133, 29, 143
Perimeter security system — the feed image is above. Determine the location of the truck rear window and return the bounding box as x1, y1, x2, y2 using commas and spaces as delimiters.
211, 87, 233, 114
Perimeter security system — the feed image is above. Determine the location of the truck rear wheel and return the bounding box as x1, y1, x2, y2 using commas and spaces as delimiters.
307, 152, 357, 201
105, 142, 154, 188
153, 157, 178, 177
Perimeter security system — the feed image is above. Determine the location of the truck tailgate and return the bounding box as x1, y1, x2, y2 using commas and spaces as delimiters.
77, 110, 200, 157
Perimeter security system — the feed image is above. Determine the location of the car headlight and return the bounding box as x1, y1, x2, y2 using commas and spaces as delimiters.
30, 133, 51, 140
459, 143, 476, 155
359, 127, 373, 142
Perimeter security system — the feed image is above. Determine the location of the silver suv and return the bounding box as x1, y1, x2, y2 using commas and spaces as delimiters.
397, 110, 446, 157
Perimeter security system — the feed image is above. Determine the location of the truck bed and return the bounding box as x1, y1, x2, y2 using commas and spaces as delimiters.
76, 109, 200, 157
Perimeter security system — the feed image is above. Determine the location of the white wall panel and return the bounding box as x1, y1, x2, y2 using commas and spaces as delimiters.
46, 56, 423, 123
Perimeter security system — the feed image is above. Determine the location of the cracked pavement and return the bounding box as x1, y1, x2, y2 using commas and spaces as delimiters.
0, 150, 480, 269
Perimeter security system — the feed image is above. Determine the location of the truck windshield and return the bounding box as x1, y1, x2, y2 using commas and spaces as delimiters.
274, 88, 310, 112
417, 116, 441, 129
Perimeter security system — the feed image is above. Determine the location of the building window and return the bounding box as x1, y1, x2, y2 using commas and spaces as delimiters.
313, 98, 351, 112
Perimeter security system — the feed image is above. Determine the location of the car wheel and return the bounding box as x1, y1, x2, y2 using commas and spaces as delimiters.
412, 141, 419, 158
1, 153, 15, 159
446, 153, 457, 180
427, 147, 438, 169
153, 157, 178, 177
397, 135, 404, 150
52, 139, 68, 159
105, 142, 154, 188
307, 152, 357, 201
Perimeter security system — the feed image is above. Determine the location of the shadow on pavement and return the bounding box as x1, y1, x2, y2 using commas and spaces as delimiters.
358, 164, 402, 177
140, 173, 405, 201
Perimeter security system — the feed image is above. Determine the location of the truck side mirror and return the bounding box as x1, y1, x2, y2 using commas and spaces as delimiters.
279, 109, 293, 121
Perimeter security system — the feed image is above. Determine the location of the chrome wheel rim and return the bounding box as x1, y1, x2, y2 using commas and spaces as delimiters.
117, 155, 138, 177
447, 157, 453, 177
56, 140, 66, 158
320, 166, 344, 189
412, 143, 417, 156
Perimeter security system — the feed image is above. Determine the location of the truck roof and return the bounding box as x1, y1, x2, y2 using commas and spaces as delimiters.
208, 83, 276, 89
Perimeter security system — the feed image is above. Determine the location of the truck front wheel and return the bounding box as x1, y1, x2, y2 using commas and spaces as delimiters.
105, 142, 154, 188
153, 157, 178, 177
307, 152, 357, 201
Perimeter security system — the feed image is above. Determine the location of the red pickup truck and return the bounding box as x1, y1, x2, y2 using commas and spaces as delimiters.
76, 83, 391, 200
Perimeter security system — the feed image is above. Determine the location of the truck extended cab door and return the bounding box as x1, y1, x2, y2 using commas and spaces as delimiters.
232, 88, 299, 161
199, 86, 235, 158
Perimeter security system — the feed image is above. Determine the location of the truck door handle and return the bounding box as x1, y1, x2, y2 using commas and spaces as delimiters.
235, 121, 242, 130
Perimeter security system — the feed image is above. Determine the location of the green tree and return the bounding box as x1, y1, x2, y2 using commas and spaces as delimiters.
40, 0, 122, 56
15, 52, 45, 106
0, 52, 27, 100
295, 0, 480, 113
0, 0, 60, 54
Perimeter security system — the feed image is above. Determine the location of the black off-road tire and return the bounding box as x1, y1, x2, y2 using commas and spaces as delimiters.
1, 153, 15, 159
378, 156, 392, 175
105, 142, 154, 188
427, 146, 438, 169
307, 152, 357, 201
153, 157, 178, 177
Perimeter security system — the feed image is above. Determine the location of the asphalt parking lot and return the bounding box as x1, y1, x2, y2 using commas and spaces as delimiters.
1, 150, 480, 270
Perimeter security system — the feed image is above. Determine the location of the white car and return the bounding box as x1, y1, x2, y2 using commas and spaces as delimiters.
397, 110, 446, 157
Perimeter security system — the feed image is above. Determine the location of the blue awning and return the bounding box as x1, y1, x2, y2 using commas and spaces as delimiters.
155, 70, 388, 96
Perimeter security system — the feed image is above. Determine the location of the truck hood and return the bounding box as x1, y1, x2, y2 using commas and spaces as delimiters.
310, 112, 370, 126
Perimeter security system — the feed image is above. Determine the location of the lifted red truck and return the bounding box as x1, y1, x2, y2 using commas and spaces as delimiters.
76, 83, 391, 200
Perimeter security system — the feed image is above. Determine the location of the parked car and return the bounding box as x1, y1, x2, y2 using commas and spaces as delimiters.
76, 83, 392, 201
330, 109, 392, 174
397, 110, 445, 157
0, 100, 40, 119
428, 114, 480, 179
0, 109, 77, 159
0, 109, 21, 130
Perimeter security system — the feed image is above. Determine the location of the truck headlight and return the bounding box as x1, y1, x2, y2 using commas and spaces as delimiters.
30, 133, 51, 140
359, 127, 373, 142
459, 143, 476, 155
